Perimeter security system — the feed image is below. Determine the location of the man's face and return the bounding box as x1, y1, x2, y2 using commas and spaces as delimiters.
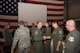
38, 22, 42, 29
7, 25, 10, 29
24, 22, 28, 26
45, 23, 48, 27
65, 22, 70, 31
52, 23, 57, 28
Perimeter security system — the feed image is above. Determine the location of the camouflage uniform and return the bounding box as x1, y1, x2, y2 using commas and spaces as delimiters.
11, 26, 30, 53
33, 28, 43, 53
51, 27, 63, 53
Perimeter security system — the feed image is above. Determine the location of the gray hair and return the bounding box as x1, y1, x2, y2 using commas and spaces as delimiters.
66, 19, 75, 27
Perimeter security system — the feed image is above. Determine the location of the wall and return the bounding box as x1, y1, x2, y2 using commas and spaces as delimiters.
64, 0, 80, 19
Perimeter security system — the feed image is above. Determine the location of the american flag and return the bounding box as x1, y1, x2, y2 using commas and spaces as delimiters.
0, 0, 64, 32
26, 0, 64, 25
0, 0, 25, 32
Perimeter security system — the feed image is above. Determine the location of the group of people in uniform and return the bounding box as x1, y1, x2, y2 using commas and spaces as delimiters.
3, 19, 80, 53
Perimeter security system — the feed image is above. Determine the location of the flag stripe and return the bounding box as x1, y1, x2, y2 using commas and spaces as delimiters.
0, 22, 18, 26
0, 19, 18, 22
48, 11, 63, 15
26, 0, 64, 6
47, 5, 64, 9
0, 15, 18, 20
0, 15, 18, 31
27, 0, 64, 4
0, 25, 17, 29
47, 19, 63, 22
47, 16, 64, 19
47, 8, 63, 11
47, 14, 63, 16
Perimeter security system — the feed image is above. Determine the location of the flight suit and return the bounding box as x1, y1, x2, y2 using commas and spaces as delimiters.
3, 28, 13, 46
33, 28, 43, 53
31, 27, 36, 43
43, 27, 51, 53
11, 26, 30, 53
51, 27, 63, 53
65, 29, 80, 53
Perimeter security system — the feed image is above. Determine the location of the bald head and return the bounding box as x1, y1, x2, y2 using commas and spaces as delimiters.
66, 19, 76, 32
66, 19, 75, 27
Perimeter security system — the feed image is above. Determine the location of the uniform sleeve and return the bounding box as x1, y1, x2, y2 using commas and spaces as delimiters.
49, 27, 51, 36
33, 30, 43, 41
11, 30, 20, 50
51, 32, 54, 39
58, 29, 64, 41
3, 29, 7, 38
67, 33, 80, 53
3, 29, 9, 38
42, 27, 46, 35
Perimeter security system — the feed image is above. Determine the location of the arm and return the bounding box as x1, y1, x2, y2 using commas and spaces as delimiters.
67, 33, 80, 53
11, 30, 19, 53
56, 29, 63, 52
56, 41, 62, 52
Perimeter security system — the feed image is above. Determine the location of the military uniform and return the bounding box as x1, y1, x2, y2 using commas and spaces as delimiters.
33, 28, 43, 53
43, 27, 51, 53
51, 27, 63, 53
65, 29, 80, 53
31, 27, 36, 43
3, 28, 13, 46
11, 26, 30, 53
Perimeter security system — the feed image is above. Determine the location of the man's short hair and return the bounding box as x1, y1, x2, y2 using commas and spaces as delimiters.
18, 21, 24, 25
66, 19, 75, 27
24, 21, 28, 23
52, 21, 59, 25
36, 21, 42, 24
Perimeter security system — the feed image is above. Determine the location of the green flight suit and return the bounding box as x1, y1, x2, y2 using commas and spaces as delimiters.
51, 27, 63, 53
43, 27, 51, 53
65, 29, 80, 53
33, 28, 43, 53
3, 28, 13, 46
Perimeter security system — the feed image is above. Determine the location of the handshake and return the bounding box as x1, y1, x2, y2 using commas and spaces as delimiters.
43, 36, 51, 40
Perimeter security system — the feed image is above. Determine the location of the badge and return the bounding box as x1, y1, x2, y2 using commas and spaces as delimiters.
59, 31, 62, 34
68, 36, 74, 42
35, 31, 38, 35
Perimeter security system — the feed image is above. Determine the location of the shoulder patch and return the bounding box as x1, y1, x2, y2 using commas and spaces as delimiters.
68, 35, 74, 42
59, 31, 62, 34
35, 31, 38, 35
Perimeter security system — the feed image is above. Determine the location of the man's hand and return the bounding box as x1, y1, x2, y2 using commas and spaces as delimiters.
11, 50, 14, 53
56, 47, 59, 52
46, 36, 51, 39
43, 36, 46, 40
